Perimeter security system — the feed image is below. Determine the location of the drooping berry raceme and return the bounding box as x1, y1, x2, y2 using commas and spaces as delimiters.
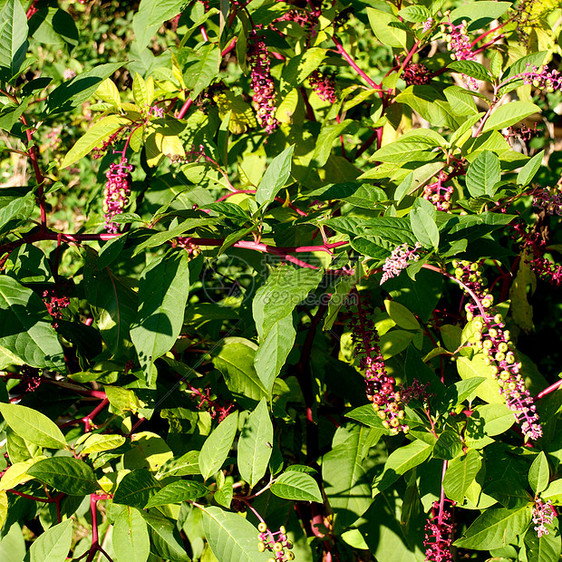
257, 523, 295, 561
453, 260, 542, 440
103, 158, 133, 233
520, 64, 562, 92
248, 32, 278, 134
423, 171, 454, 211
348, 293, 408, 434
380, 243, 421, 285
532, 499, 556, 537
308, 70, 337, 103
424, 499, 455, 562
442, 20, 479, 90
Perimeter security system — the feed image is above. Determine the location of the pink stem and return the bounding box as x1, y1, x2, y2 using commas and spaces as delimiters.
536, 379, 562, 400
332, 36, 382, 92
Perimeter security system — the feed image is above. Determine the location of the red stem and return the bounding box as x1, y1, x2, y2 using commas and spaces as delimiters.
177, 98, 193, 119
332, 36, 382, 92
535, 379, 562, 400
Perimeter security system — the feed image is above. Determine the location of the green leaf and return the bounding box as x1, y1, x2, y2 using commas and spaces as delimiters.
130, 252, 190, 377
271, 470, 322, 503
0, 403, 66, 449
157, 450, 200, 479
81, 433, 127, 455
132, 72, 148, 108
443, 450, 482, 504
398, 5, 431, 22
524, 519, 561, 562
140, 511, 190, 561
312, 120, 353, 167
0, 0, 28, 81
449, 61, 492, 83
517, 151, 544, 186
0, 275, 65, 369
186, 44, 221, 99
27, 457, 98, 496
529, 452, 550, 495
410, 198, 439, 249
482, 101, 540, 133
433, 430, 463, 460
145, 480, 208, 507
202, 506, 270, 562
444, 86, 478, 116
113, 469, 162, 508
282, 47, 326, 87
384, 300, 420, 331
457, 354, 503, 404
29, 519, 73, 562
0, 192, 34, 234
465, 150, 501, 197
95, 78, 121, 110
449, 1, 511, 27
237, 399, 273, 489
255, 145, 294, 207
113, 506, 150, 562
61, 115, 130, 168
254, 314, 295, 393
367, 8, 410, 50
454, 505, 532, 550
499, 52, 547, 95
199, 411, 239, 480
212, 337, 269, 403
373, 440, 432, 495
134, 0, 188, 49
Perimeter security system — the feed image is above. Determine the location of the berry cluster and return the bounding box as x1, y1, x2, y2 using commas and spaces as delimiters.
186, 383, 234, 422
424, 499, 455, 562
42, 289, 70, 328
308, 70, 337, 103
532, 499, 556, 537
442, 20, 479, 90
520, 64, 562, 92
423, 171, 454, 210
248, 32, 278, 134
103, 158, 133, 233
348, 295, 408, 434
257, 523, 294, 561
18, 366, 42, 394
380, 243, 421, 285
453, 260, 542, 440
533, 185, 562, 216
402, 63, 432, 86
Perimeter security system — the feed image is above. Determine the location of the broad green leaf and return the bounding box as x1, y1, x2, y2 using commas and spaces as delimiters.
0, 491, 6, 533
449, 1, 511, 26
312, 120, 353, 167
81, 433, 126, 455
113, 506, 150, 562
465, 150, 501, 197
433, 430, 463, 460
29, 519, 73, 562
454, 505, 532, 550
132, 72, 148, 108
367, 8, 410, 50
254, 314, 296, 393
255, 145, 295, 207
134, 0, 188, 49
466, 404, 514, 445
410, 198, 439, 249
212, 337, 269, 402
282, 47, 326, 87
0, 522, 25, 562
384, 300, 420, 331
202, 506, 270, 562
524, 518, 561, 562
0, 192, 35, 233
517, 151, 544, 186
398, 5, 431, 22
449, 61, 492, 83
95, 78, 121, 109
529, 452, 550, 495
199, 411, 239, 480
0, 403, 65, 449
140, 511, 190, 561
0, 0, 28, 81
145, 480, 208, 508
61, 115, 130, 168
371, 141, 437, 164
27, 457, 98, 495
157, 450, 200, 479
237, 399, 273, 489
482, 102, 540, 133
395, 85, 458, 128
443, 450, 482, 503
113, 469, 162, 508
271, 470, 322, 503
124, 431, 174, 472
373, 440, 432, 495
0, 458, 43, 490
457, 354, 504, 404
253, 266, 323, 339
186, 44, 221, 99
130, 251, 190, 377
0, 275, 65, 369
444, 86, 479, 116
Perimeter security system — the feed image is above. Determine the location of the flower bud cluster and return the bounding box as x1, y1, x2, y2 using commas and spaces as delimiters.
532, 499, 555, 537
103, 159, 133, 233
403, 63, 432, 86
442, 20, 479, 90
308, 70, 337, 103
257, 523, 295, 561
42, 289, 70, 329
453, 260, 542, 440
248, 32, 278, 134
422, 17, 434, 33
423, 171, 454, 210
380, 243, 421, 285
19, 366, 42, 394
175, 237, 201, 258
424, 499, 455, 562
533, 185, 562, 216
520, 64, 562, 92
348, 296, 408, 434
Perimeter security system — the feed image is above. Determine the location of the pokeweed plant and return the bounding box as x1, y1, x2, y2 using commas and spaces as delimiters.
0, 0, 561, 561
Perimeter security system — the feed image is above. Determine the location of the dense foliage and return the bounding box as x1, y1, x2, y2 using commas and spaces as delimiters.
0, 0, 562, 560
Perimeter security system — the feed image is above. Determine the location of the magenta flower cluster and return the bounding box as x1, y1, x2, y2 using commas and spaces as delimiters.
424, 499, 455, 562
248, 32, 278, 134
380, 243, 421, 285
103, 158, 132, 233
308, 70, 337, 103
257, 523, 294, 561
454, 260, 542, 440
532, 499, 555, 537
42, 289, 70, 329
349, 295, 408, 434
423, 171, 454, 211
443, 20, 479, 90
